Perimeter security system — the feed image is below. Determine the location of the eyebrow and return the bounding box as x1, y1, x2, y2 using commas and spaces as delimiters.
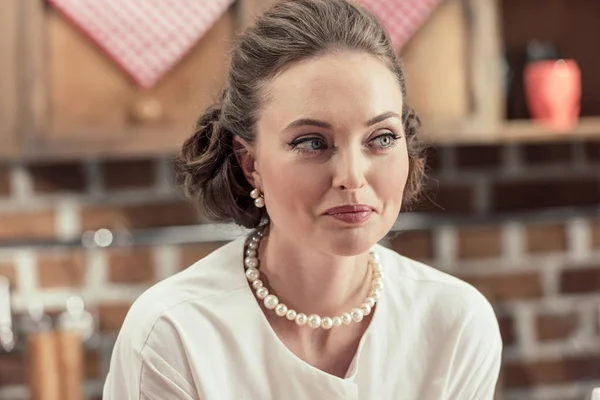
284, 111, 401, 131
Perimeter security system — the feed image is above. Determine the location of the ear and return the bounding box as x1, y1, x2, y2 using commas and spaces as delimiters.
233, 136, 262, 190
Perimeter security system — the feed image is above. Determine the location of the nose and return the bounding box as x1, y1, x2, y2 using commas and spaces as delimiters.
331, 146, 368, 191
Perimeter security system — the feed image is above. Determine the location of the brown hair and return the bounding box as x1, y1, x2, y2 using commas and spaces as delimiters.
174, 0, 427, 229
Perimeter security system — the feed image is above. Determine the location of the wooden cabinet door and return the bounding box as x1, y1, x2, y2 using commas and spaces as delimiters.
22, 1, 236, 159
400, 0, 504, 142
0, 0, 20, 157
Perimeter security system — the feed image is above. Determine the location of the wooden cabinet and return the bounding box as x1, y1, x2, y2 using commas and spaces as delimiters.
8, 0, 592, 159
18, 0, 237, 159
400, 0, 505, 142
0, 0, 20, 157
0, 0, 508, 159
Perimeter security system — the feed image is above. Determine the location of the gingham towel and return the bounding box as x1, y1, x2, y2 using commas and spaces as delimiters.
358, 0, 443, 49
48, 0, 235, 88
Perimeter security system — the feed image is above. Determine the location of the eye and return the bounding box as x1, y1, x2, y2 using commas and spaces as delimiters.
369, 132, 400, 149
289, 137, 327, 153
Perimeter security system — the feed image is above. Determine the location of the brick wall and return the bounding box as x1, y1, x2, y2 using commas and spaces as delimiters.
0, 140, 599, 400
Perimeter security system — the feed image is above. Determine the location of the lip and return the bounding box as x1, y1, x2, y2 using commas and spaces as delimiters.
324, 205, 374, 214
324, 204, 374, 224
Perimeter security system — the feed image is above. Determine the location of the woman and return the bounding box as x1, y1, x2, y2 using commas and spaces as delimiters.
103, 0, 502, 398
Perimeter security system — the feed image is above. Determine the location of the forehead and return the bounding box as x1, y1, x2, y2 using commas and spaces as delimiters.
258, 51, 404, 129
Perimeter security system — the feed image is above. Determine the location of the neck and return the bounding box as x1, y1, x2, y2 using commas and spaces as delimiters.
258, 224, 372, 317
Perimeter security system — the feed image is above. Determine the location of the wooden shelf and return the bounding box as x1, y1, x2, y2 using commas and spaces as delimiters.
424, 117, 600, 145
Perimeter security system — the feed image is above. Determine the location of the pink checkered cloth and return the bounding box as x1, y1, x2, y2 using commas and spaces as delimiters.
358, 0, 442, 49
48, 0, 235, 88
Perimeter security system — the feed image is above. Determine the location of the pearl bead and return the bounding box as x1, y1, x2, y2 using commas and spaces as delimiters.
321, 317, 333, 329
245, 268, 260, 282
366, 297, 375, 308
248, 241, 258, 250
252, 235, 260, 242
254, 197, 265, 208
370, 286, 382, 295
252, 279, 263, 290
307, 314, 321, 329
246, 249, 257, 257
256, 287, 269, 299
370, 290, 381, 301
332, 316, 342, 327
250, 189, 260, 199
341, 313, 352, 325
371, 252, 380, 262
360, 303, 372, 316
351, 308, 364, 322
275, 303, 288, 316
372, 280, 383, 291
295, 313, 307, 326
264, 295, 279, 310
244, 256, 258, 269
286, 309, 297, 320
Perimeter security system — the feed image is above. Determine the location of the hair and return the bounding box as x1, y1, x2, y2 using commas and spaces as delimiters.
174, 0, 428, 229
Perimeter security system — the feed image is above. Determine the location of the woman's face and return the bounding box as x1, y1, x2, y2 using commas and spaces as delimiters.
251, 51, 409, 256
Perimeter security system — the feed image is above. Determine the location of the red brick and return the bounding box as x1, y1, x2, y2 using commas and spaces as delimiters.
458, 226, 502, 259
456, 145, 502, 169
415, 182, 474, 214
493, 177, 600, 212
0, 209, 55, 240
585, 141, 600, 162
101, 159, 156, 190
525, 223, 567, 253
29, 162, 86, 194
560, 267, 600, 294
460, 272, 542, 301
81, 202, 198, 231
0, 165, 10, 197
503, 356, 600, 388
37, 251, 86, 288
390, 230, 433, 261
498, 315, 516, 346
536, 312, 579, 341
592, 219, 600, 249
0, 263, 17, 290
98, 303, 131, 333
523, 143, 572, 164
181, 242, 228, 270
0, 352, 26, 386
108, 247, 154, 283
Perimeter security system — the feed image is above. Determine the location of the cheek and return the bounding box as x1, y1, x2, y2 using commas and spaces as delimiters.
375, 153, 410, 204
259, 157, 325, 210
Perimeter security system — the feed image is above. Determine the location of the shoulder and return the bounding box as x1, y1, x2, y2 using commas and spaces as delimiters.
104, 237, 250, 398
115, 235, 248, 353
375, 244, 502, 385
375, 244, 500, 334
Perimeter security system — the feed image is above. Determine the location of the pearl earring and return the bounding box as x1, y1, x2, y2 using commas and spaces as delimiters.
250, 188, 265, 208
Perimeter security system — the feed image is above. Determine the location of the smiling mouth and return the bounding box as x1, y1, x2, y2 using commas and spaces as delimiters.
324, 205, 374, 224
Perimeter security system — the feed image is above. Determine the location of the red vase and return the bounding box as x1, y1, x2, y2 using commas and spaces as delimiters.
523, 59, 581, 130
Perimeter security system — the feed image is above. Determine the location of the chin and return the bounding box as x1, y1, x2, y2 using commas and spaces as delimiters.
319, 227, 382, 257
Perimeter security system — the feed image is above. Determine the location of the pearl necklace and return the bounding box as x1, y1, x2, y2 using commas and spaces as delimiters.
243, 230, 384, 329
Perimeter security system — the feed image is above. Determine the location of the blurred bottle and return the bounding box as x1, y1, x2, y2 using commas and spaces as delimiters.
55, 296, 95, 400
22, 301, 61, 400
0, 277, 15, 353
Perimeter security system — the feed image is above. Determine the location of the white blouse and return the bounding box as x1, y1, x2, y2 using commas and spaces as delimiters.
103, 234, 502, 399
